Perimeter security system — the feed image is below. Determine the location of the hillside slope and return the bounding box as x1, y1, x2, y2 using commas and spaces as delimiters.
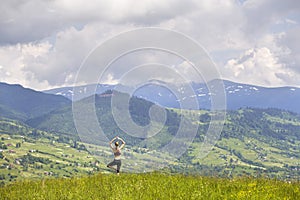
181, 108, 300, 179
0, 117, 100, 185
0, 82, 70, 121
26, 90, 300, 179
26, 90, 180, 144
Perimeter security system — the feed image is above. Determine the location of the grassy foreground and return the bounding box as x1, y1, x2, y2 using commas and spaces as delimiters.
0, 173, 299, 200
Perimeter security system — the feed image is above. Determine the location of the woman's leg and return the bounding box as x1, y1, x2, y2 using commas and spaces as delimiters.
116, 160, 122, 173
107, 160, 116, 169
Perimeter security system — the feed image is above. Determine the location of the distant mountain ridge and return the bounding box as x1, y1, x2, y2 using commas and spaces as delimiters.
0, 82, 71, 121
44, 80, 300, 113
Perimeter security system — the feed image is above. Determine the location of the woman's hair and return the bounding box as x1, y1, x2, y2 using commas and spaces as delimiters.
115, 141, 119, 147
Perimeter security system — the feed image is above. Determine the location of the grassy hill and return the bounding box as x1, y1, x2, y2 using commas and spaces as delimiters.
0, 82, 70, 121
26, 90, 181, 146
0, 173, 299, 199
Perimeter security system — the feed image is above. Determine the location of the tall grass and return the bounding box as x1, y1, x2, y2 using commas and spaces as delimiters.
0, 173, 299, 200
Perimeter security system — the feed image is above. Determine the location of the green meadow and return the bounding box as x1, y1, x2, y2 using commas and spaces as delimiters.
0, 173, 299, 200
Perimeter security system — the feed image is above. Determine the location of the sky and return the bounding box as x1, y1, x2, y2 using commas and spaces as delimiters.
0, 0, 299, 90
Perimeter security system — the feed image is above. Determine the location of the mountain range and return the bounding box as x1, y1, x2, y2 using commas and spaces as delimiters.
0, 81, 299, 180
44, 80, 300, 113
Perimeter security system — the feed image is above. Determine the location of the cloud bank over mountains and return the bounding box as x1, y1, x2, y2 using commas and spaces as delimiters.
0, 0, 299, 90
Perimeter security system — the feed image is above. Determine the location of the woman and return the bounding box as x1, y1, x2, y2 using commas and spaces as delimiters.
107, 136, 125, 174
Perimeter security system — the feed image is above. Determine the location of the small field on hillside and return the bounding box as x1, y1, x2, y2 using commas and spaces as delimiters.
0, 173, 299, 200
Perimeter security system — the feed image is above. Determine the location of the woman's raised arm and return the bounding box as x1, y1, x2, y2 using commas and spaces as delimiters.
118, 137, 126, 149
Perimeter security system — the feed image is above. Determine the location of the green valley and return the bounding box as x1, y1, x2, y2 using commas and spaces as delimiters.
0, 89, 299, 187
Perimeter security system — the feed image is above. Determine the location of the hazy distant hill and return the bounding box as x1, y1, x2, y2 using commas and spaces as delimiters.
44, 80, 300, 113
0, 82, 70, 121
26, 90, 180, 146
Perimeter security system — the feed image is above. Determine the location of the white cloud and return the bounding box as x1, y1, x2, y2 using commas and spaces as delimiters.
223, 47, 300, 87
0, 42, 53, 90
277, 27, 300, 71
0, 0, 196, 44
102, 73, 119, 85
0, 0, 300, 89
